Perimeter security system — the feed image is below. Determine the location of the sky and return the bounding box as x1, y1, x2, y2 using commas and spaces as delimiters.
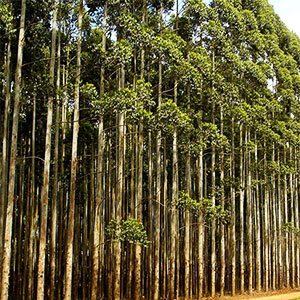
268, 0, 300, 37
197, 0, 300, 38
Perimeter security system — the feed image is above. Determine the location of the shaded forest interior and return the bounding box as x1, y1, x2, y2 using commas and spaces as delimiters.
1, 0, 300, 299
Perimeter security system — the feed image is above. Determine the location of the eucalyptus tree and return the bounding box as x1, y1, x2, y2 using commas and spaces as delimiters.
64, 1, 83, 299
0, 1, 13, 265
2, 0, 300, 299
0, 1, 26, 300
36, 1, 58, 299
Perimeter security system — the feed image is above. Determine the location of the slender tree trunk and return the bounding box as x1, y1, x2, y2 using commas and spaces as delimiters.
50, 8, 61, 298
134, 2, 146, 297
254, 133, 261, 292
57, 56, 68, 300
220, 106, 225, 296
82, 148, 89, 300
283, 147, 289, 287
154, 4, 163, 299
271, 142, 277, 290
246, 127, 253, 293
148, 130, 153, 300
91, 3, 107, 299
37, 1, 58, 298
127, 133, 135, 300
263, 140, 270, 291
290, 146, 295, 288
0, 35, 11, 264
230, 116, 236, 296
107, 137, 113, 300
64, 1, 83, 299
27, 91, 37, 300
153, 68, 161, 300
170, 4, 179, 298
239, 123, 245, 293
277, 148, 283, 289
170, 78, 178, 300
162, 140, 168, 299
22, 146, 32, 300
184, 84, 191, 299
295, 148, 300, 287
211, 51, 216, 298
0, 1, 26, 298
184, 152, 191, 300
114, 41, 125, 300
15, 145, 25, 299
197, 147, 204, 300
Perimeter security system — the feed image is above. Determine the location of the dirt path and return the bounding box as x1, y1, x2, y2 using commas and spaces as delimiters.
202, 289, 300, 300
249, 291, 300, 300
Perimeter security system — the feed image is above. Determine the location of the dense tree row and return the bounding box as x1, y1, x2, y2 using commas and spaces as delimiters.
1, 0, 300, 299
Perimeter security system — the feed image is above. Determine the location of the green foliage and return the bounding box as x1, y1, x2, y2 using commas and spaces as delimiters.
155, 99, 191, 135
267, 161, 280, 175
200, 198, 231, 224
81, 83, 99, 104
96, 80, 154, 124
0, 0, 14, 34
175, 192, 230, 224
106, 218, 150, 247
152, 31, 185, 62
198, 122, 229, 150
118, 12, 153, 47
109, 39, 133, 66
176, 191, 201, 216
188, 0, 208, 22
281, 222, 300, 235
100, 88, 136, 113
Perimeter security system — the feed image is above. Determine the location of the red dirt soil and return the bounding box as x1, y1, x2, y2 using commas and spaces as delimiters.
200, 288, 300, 300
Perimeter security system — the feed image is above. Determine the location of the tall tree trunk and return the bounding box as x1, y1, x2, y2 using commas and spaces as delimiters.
230, 116, 236, 295
0, 35, 11, 264
37, 1, 58, 298
263, 140, 270, 291
15, 144, 25, 299
91, 3, 107, 299
277, 148, 283, 289
184, 81, 191, 299
148, 130, 153, 300
239, 123, 245, 293
64, 1, 83, 299
220, 106, 225, 296
22, 145, 32, 300
211, 51, 216, 298
82, 147, 89, 300
0, 1, 26, 298
254, 133, 261, 292
197, 147, 204, 300
184, 153, 191, 300
283, 147, 289, 287
290, 146, 295, 288
153, 3, 163, 299
57, 55, 68, 300
271, 142, 277, 290
50, 7, 61, 298
170, 4, 179, 298
295, 148, 300, 287
170, 78, 178, 300
114, 40, 126, 300
27, 91, 37, 300
246, 127, 253, 293
134, 2, 146, 297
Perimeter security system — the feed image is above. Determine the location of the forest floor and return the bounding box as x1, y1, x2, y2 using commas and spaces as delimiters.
200, 288, 300, 300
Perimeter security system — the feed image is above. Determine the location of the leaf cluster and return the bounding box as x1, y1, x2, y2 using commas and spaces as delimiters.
106, 218, 150, 247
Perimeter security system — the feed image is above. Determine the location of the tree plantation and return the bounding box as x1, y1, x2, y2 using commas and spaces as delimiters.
1, 0, 300, 299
